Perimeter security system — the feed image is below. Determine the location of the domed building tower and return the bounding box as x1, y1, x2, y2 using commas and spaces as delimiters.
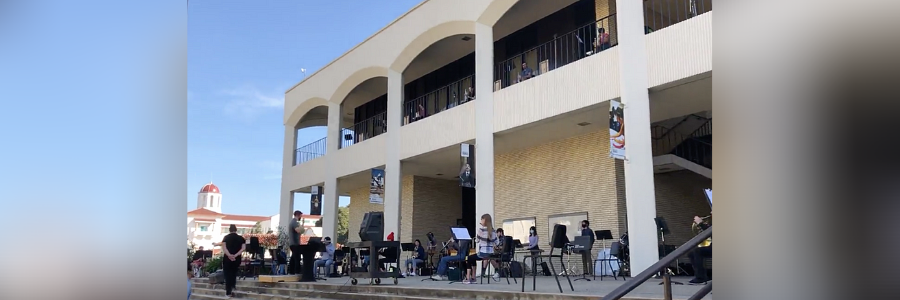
197, 182, 222, 213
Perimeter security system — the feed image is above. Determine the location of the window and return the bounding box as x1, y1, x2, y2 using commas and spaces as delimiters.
200, 225, 208, 232
209, 195, 213, 207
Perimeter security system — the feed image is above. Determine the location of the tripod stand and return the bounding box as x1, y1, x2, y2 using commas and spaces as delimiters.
558, 245, 579, 276
654, 217, 683, 285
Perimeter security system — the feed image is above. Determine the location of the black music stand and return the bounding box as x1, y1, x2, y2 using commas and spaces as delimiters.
593, 230, 614, 280
400, 243, 415, 276
421, 239, 451, 282
448, 227, 472, 285
572, 236, 592, 282
654, 217, 683, 285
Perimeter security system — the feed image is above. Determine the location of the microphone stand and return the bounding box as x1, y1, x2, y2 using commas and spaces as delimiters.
422, 241, 451, 281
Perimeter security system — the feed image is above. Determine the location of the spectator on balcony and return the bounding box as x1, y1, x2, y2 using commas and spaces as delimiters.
463, 86, 475, 103
414, 104, 426, 122
595, 28, 611, 52
517, 62, 533, 83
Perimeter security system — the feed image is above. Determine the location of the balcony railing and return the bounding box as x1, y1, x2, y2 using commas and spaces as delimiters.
294, 137, 326, 166
495, 14, 617, 90
403, 74, 475, 125
340, 111, 387, 149
643, 0, 712, 34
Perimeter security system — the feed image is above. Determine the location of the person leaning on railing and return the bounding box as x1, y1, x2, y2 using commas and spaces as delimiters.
517, 62, 533, 83
594, 28, 611, 52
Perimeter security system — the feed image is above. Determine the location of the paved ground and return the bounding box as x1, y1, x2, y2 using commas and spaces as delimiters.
237, 274, 712, 299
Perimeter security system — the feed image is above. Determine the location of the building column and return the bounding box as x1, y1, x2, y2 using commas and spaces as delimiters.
474, 22, 495, 225
383, 68, 404, 241
616, 0, 658, 275
278, 189, 294, 237
322, 101, 341, 239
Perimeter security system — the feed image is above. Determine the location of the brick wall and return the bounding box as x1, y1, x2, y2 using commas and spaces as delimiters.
347, 175, 414, 243
494, 130, 626, 273
410, 176, 462, 243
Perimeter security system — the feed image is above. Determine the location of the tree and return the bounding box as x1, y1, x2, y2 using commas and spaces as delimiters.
251, 221, 263, 234
337, 206, 350, 245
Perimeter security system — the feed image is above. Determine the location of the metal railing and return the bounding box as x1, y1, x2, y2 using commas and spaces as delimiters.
402, 74, 475, 125
340, 111, 387, 149
495, 14, 617, 90
644, 0, 712, 34
651, 122, 712, 169
294, 137, 326, 165
604, 228, 713, 300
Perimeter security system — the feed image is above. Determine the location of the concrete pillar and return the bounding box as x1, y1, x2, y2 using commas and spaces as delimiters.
474, 22, 495, 224
278, 189, 294, 238
384, 69, 404, 241
322, 101, 341, 239
616, 0, 658, 275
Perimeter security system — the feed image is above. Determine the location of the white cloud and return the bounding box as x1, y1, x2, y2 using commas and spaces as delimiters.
219, 86, 284, 121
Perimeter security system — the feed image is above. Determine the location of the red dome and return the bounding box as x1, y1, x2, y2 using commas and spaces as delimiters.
199, 183, 220, 193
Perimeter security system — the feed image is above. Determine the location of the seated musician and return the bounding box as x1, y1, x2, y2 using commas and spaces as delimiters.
313, 237, 335, 276
689, 216, 712, 284
482, 228, 506, 281
191, 246, 207, 277
403, 239, 426, 277
464, 214, 500, 284
429, 237, 463, 281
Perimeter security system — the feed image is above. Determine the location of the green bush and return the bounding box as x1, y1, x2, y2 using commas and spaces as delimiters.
204, 255, 223, 273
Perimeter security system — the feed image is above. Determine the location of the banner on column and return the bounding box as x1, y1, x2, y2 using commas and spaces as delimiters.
459, 143, 476, 188
309, 186, 323, 215
609, 100, 626, 160
369, 169, 385, 204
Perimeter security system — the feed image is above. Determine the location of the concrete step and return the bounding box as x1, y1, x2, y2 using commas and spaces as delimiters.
191, 287, 447, 300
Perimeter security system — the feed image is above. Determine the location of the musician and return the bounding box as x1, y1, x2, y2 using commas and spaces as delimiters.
403, 239, 426, 277
579, 220, 595, 275
689, 216, 712, 284
464, 214, 500, 284
190, 246, 207, 277
288, 210, 305, 275
429, 237, 463, 281
313, 237, 335, 277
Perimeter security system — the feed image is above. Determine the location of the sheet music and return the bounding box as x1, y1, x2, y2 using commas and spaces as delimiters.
704, 189, 712, 207
451, 227, 471, 240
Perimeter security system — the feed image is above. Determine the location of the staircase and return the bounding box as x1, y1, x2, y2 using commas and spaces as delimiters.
651, 118, 711, 178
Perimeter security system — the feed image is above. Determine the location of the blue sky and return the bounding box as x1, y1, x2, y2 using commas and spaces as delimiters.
188, 0, 421, 216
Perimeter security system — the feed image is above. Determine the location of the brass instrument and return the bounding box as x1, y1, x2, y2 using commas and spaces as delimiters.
691, 215, 712, 247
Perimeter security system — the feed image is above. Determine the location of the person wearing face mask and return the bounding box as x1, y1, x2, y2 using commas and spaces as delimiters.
579, 220, 595, 276
525, 226, 541, 274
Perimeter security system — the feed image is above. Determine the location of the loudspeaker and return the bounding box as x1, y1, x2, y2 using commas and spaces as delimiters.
550, 224, 569, 249
249, 237, 260, 253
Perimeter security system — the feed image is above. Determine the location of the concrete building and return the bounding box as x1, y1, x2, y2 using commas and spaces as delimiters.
279, 0, 712, 275
188, 182, 321, 251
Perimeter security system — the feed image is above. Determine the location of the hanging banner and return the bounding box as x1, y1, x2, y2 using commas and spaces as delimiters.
309, 186, 323, 215
609, 100, 626, 160
459, 143, 476, 188
369, 169, 385, 204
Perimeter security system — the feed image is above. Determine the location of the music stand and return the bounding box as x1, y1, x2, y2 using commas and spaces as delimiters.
572, 236, 592, 282
421, 239, 451, 282
400, 243, 415, 276
448, 227, 472, 285
654, 217, 683, 285
593, 230, 613, 280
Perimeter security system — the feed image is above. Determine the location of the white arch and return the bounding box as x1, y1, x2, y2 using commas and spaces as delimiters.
389, 20, 476, 73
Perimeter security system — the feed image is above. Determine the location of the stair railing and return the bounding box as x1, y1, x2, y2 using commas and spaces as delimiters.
604, 228, 713, 300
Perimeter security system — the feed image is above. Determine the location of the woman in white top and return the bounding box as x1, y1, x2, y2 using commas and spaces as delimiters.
464, 214, 499, 284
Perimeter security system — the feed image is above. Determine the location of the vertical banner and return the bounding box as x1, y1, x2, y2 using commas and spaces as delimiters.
609, 100, 626, 160
369, 169, 385, 204
309, 186, 323, 215
459, 143, 476, 188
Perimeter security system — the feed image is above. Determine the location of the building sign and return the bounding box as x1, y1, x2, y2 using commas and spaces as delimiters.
370, 169, 385, 204
459, 143, 475, 188
309, 186, 323, 215
609, 100, 626, 160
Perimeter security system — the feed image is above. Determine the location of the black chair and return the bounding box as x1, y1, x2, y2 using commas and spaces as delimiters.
482, 236, 517, 285
522, 224, 574, 293
596, 241, 625, 280
330, 249, 345, 277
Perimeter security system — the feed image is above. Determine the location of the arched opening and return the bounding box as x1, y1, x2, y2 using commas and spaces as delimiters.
492, 0, 613, 89
293, 105, 329, 166
338, 76, 388, 149
400, 32, 476, 125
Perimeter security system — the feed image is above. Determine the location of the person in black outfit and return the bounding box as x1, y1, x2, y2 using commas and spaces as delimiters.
579, 220, 595, 275
288, 210, 304, 275
689, 216, 712, 284
218, 224, 246, 297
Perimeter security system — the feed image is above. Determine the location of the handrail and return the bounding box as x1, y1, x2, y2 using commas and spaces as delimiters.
403, 74, 474, 125
495, 14, 617, 89
603, 228, 712, 300
340, 111, 387, 149
644, 0, 713, 34
294, 137, 326, 165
